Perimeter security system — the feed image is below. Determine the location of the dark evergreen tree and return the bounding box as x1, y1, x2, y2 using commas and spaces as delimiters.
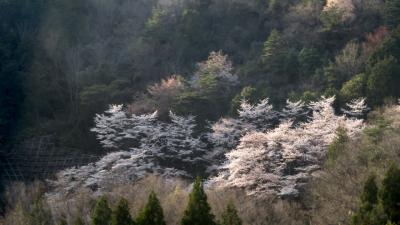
73, 216, 85, 225
381, 164, 400, 224
59, 214, 68, 225
352, 175, 382, 225
340, 73, 367, 103
367, 56, 400, 105
298, 47, 321, 76
327, 127, 349, 161
136, 191, 166, 225
112, 198, 135, 225
262, 30, 286, 61
385, 0, 400, 29
220, 202, 242, 225
0, 0, 44, 148
0, 3, 46, 206
92, 196, 112, 225
181, 177, 216, 225
366, 29, 400, 107
361, 175, 379, 212
261, 29, 298, 89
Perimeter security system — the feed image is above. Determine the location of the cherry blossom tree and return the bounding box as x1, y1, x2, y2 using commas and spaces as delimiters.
280, 99, 308, 122
161, 111, 207, 172
238, 98, 279, 128
91, 104, 160, 150
211, 96, 366, 197
193, 51, 238, 86
207, 98, 305, 167
341, 98, 370, 117
53, 96, 369, 198
52, 108, 206, 192
206, 98, 278, 168
90, 105, 128, 149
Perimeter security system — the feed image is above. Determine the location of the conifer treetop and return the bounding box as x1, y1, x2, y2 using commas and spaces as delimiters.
136, 191, 166, 225
181, 177, 216, 225
112, 198, 135, 225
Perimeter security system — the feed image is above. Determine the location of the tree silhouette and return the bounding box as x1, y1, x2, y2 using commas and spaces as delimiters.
92, 196, 112, 225
220, 202, 242, 225
112, 198, 135, 225
381, 164, 400, 223
136, 191, 166, 225
181, 177, 215, 225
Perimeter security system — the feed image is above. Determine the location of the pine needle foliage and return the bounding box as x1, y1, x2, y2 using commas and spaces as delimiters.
73, 216, 85, 225
112, 198, 135, 225
181, 177, 216, 225
220, 202, 242, 225
381, 164, 400, 223
136, 191, 166, 225
92, 196, 112, 225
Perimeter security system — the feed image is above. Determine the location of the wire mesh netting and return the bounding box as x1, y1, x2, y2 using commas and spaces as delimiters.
1, 135, 100, 183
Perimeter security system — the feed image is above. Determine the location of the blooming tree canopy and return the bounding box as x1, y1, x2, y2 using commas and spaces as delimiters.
53, 108, 205, 192
193, 51, 238, 86
52, 96, 368, 198
210, 96, 366, 196
341, 98, 370, 117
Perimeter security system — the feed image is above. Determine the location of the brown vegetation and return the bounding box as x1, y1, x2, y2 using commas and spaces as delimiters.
308, 104, 400, 225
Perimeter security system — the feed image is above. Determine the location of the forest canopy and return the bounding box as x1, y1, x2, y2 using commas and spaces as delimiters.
1, 0, 398, 153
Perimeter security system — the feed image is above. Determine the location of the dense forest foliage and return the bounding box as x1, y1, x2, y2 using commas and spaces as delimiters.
1, 0, 400, 224
1, 0, 399, 151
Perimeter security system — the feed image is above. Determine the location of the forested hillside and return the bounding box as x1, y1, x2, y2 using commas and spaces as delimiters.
2, 0, 399, 151
1, 0, 400, 224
